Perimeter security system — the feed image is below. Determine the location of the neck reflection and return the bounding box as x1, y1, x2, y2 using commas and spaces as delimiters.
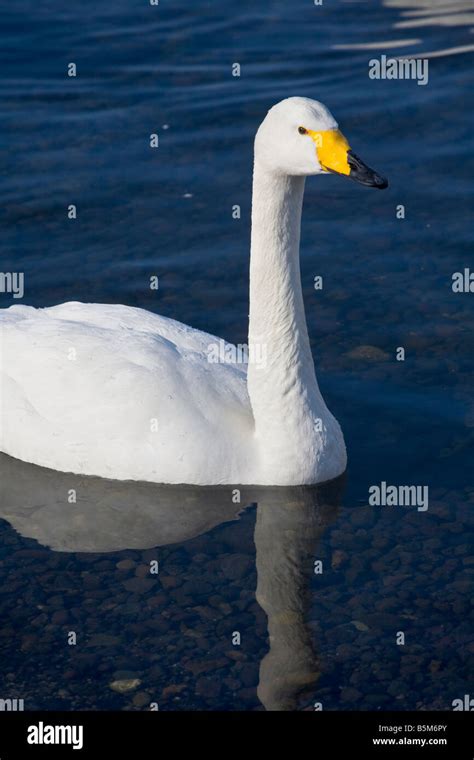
0, 454, 343, 710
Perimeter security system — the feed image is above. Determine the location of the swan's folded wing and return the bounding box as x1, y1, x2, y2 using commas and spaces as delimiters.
0, 303, 253, 482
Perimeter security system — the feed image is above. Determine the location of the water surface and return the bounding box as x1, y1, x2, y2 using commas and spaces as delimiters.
0, 0, 472, 710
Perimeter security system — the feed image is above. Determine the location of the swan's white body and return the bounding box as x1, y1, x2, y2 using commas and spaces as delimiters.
0, 97, 388, 486
0, 293, 343, 484
1, 302, 256, 484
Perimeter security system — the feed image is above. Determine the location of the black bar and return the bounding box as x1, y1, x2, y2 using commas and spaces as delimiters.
0, 711, 472, 757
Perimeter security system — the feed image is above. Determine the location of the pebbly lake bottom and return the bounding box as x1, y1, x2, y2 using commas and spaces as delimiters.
0, 452, 471, 712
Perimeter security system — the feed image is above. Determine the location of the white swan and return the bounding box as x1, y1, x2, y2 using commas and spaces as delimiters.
0, 97, 387, 486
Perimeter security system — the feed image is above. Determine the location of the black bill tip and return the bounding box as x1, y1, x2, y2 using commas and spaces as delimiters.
347, 150, 388, 190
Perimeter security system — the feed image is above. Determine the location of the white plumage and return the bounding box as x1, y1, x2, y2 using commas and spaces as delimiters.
0, 96, 388, 485
1, 302, 254, 484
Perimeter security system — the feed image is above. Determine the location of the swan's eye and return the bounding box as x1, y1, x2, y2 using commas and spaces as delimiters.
298, 126, 307, 135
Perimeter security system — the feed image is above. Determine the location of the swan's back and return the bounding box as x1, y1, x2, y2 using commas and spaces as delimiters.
0, 303, 254, 484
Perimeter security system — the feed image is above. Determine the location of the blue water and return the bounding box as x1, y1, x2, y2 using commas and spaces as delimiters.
0, 0, 473, 710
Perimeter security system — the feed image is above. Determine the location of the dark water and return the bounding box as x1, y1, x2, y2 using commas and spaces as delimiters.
0, 0, 473, 710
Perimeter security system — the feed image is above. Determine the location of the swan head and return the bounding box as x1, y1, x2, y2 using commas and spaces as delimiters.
255, 96, 388, 189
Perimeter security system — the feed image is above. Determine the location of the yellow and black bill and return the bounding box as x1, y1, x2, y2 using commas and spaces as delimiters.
306, 128, 388, 189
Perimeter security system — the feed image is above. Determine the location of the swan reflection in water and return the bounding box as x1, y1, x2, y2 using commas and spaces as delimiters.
0, 453, 343, 711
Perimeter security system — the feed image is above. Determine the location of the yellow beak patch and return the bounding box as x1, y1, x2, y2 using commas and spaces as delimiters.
307, 129, 351, 176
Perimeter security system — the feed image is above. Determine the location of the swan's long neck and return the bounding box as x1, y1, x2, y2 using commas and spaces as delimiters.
248, 160, 328, 483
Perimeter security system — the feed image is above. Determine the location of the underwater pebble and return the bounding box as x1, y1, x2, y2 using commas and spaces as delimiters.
109, 678, 142, 694
123, 577, 155, 594
346, 345, 390, 361
132, 691, 151, 707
